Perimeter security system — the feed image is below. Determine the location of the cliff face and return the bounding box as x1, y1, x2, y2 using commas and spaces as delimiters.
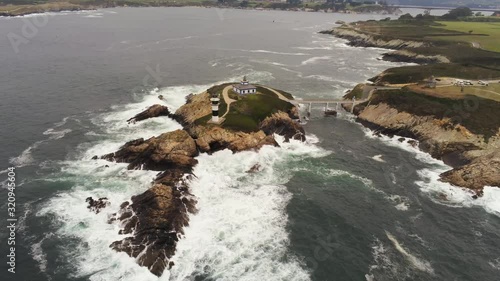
319, 27, 449, 64
173, 92, 212, 126
320, 28, 426, 49
353, 94, 500, 195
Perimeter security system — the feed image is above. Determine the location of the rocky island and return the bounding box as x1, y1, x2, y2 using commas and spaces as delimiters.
91, 79, 304, 276
322, 8, 500, 197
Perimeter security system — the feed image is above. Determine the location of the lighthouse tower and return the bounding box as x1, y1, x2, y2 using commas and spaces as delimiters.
210, 93, 220, 123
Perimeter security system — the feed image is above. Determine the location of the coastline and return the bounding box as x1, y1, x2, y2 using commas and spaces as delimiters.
323, 24, 500, 197
0, 2, 400, 17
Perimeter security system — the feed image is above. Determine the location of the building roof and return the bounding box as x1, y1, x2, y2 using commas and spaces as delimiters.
234, 84, 256, 90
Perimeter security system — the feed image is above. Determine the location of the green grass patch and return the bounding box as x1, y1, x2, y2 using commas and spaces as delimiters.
222, 93, 294, 132
433, 21, 500, 53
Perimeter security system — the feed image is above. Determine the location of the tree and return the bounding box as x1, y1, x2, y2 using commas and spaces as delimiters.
475, 12, 483, 17
415, 13, 424, 20
441, 7, 473, 20
398, 13, 413, 20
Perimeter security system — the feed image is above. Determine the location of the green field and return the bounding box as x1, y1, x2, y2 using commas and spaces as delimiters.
223, 93, 294, 132
433, 21, 500, 53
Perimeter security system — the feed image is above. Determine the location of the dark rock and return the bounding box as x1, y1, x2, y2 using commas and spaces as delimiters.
440, 151, 500, 195
407, 140, 418, 147
91, 155, 98, 160
398, 137, 405, 142
246, 164, 262, 173
259, 111, 306, 142
110, 181, 196, 277
86, 197, 110, 214
127, 104, 172, 124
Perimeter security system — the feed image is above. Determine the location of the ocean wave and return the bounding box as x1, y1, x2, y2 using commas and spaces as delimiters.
300, 56, 333, 66
244, 49, 310, 56
385, 231, 434, 274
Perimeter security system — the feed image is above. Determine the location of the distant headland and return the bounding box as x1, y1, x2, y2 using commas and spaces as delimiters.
0, 0, 402, 17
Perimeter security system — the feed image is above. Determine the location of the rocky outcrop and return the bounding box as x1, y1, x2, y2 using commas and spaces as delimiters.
101, 129, 198, 171
173, 92, 211, 126
127, 104, 172, 123
353, 96, 500, 195
110, 177, 196, 276
319, 27, 451, 65
356, 103, 485, 163
382, 50, 450, 64
86, 197, 109, 214
186, 125, 279, 153
440, 150, 500, 195
320, 28, 426, 50
259, 111, 306, 142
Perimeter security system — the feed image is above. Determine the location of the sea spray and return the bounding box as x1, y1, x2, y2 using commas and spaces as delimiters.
33, 78, 327, 280
166, 136, 328, 281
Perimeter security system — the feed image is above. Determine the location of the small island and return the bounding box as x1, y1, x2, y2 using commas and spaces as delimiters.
88, 78, 305, 276
322, 7, 500, 198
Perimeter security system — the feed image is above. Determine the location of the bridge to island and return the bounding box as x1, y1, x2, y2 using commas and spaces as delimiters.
288, 86, 400, 115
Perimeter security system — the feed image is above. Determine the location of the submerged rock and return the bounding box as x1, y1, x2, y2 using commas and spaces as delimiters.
85, 197, 110, 214
246, 163, 262, 173
127, 104, 172, 123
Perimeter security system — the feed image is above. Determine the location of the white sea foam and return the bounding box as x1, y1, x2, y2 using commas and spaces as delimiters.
300, 56, 333, 66
36, 77, 327, 280
489, 258, 500, 271
371, 154, 385, 163
245, 49, 310, 56
30, 234, 52, 273
165, 137, 323, 280
385, 231, 434, 274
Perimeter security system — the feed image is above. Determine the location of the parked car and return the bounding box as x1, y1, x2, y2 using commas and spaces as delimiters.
478, 80, 489, 86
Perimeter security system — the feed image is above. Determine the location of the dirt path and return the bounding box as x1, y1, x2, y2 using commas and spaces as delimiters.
260, 86, 292, 102
221, 85, 236, 118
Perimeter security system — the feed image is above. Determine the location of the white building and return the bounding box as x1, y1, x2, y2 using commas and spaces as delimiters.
233, 76, 257, 95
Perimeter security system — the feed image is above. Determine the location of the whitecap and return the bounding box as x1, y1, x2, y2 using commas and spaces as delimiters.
385, 231, 434, 274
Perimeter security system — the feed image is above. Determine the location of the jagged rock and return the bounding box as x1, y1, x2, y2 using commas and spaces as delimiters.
352, 94, 500, 194
382, 50, 450, 64
101, 129, 198, 170
259, 111, 306, 142
91, 155, 98, 160
320, 27, 426, 50
85, 197, 110, 214
187, 125, 279, 154
173, 92, 212, 126
110, 181, 196, 277
127, 104, 171, 123
440, 151, 500, 194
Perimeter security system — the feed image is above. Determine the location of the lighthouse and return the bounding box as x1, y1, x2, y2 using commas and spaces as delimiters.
210, 93, 220, 123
